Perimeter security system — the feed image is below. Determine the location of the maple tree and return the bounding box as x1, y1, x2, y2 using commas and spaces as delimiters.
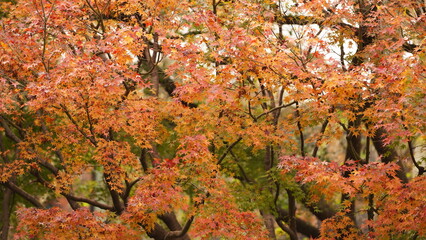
0, 0, 425, 239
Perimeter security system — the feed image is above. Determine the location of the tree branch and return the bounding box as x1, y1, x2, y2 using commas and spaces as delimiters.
216, 137, 242, 165
3, 181, 44, 208
230, 150, 254, 184
312, 116, 330, 158
255, 101, 296, 120
275, 15, 322, 25
407, 139, 424, 176
121, 178, 140, 207
277, 208, 320, 238
0, 116, 22, 143
145, 223, 169, 240
1, 116, 62, 176
295, 102, 305, 157
139, 148, 149, 172
62, 193, 114, 211
286, 189, 298, 240
30, 170, 80, 210
402, 42, 418, 53
103, 172, 124, 214
164, 216, 194, 239
84, 101, 96, 139
276, 218, 298, 240
401, 115, 424, 176
1, 186, 13, 240
60, 104, 97, 146
371, 127, 408, 182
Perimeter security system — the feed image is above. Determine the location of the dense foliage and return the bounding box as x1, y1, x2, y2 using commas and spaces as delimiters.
1, 0, 425, 239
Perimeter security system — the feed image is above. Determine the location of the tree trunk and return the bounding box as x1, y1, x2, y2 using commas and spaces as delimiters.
1, 187, 13, 240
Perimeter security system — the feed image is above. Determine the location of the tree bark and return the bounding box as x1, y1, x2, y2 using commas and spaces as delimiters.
277, 208, 320, 238
261, 211, 277, 240
372, 127, 408, 183
159, 212, 191, 240
262, 145, 277, 239
1, 187, 13, 240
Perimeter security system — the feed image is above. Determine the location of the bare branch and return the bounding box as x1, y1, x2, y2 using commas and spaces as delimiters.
62, 193, 114, 211
286, 190, 298, 240
276, 218, 298, 240
277, 208, 320, 238
295, 102, 305, 157
121, 178, 140, 206
312, 117, 330, 158
164, 216, 195, 239
0, 116, 22, 143
230, 150, 253, 184
3, 181, 44, 208
103, 172, 124, 214
216, 137, 242, 165
408, 139, 424, 176
255, 101, 296, 120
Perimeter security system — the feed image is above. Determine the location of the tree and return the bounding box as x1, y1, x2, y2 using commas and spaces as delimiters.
0, 0, 425, 239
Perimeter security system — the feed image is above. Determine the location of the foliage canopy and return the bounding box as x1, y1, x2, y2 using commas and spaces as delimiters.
0, 0, 425, 239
